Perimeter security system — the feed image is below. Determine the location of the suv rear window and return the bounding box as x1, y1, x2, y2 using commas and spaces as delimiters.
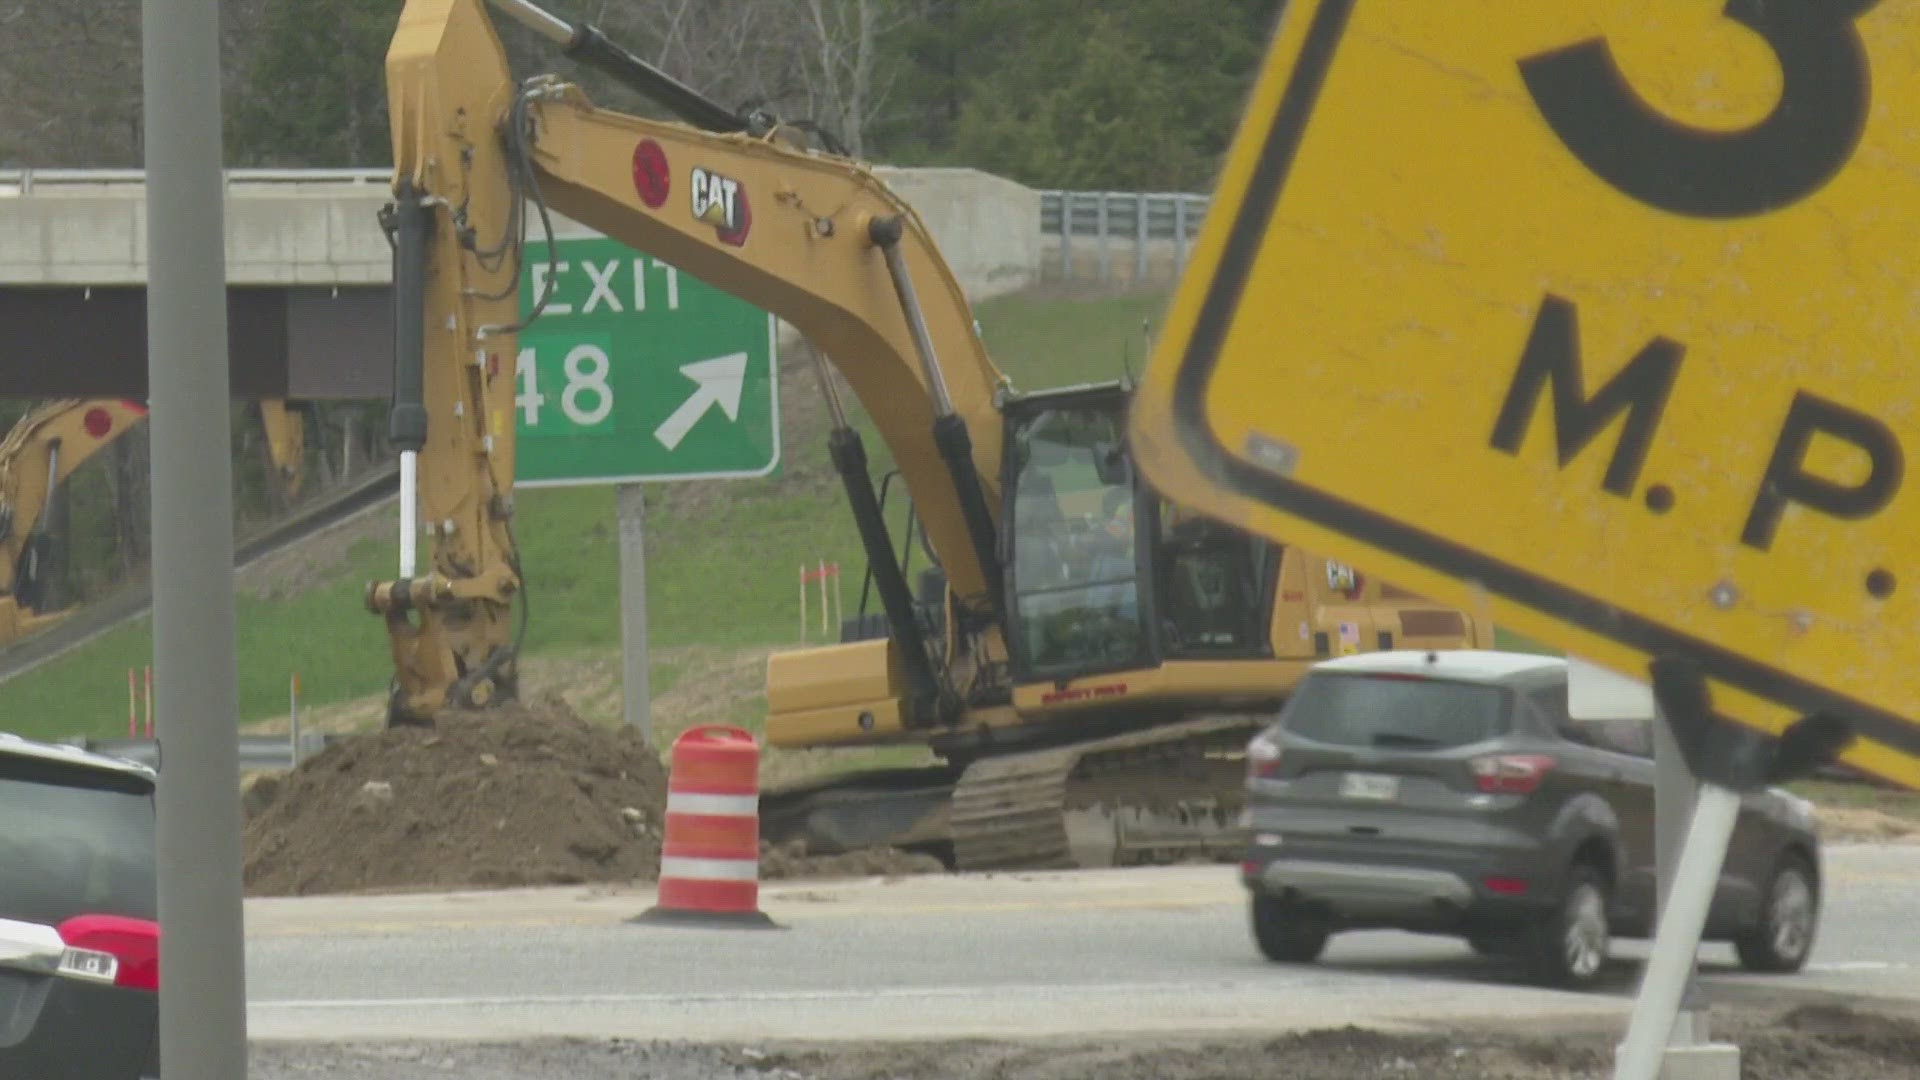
0, 756, 155, 926
1279, 673, 1509, 750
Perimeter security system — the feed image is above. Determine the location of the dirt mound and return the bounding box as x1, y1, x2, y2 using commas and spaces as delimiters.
244, 693, 670, 896
242, 692, 946, 897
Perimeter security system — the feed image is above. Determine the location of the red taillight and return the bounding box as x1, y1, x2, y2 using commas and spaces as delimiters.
1483, 876, 1529, 895
1470, 753, 1555, 795
56, 914, 159, 992
1247, 735, 1283, 779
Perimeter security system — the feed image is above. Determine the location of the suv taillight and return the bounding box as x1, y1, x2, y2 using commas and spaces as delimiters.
1470, 753, 1555, 795
55, 914, 159, 992
1247, 734, 1283, 780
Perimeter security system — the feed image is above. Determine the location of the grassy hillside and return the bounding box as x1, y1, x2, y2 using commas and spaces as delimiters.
0, 287, 1178, 742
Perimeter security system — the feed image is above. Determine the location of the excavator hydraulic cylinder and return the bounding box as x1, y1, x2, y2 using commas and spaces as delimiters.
869, 214, 1006, 620
929, 413, 1003, 618
484, 0, 750, 134
829, 426, 944, 727
387, 180, 430, 456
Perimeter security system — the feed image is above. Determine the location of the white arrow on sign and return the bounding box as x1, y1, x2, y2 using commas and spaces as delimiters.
653, 352, 749, 451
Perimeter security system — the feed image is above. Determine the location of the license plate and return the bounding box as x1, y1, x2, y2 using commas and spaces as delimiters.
1340, 772, 1400, 801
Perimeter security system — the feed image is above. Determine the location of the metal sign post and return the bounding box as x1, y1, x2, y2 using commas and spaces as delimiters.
1569, 658, 1729, 1075
1649, 700, 1710, 1043
1609, 655, 1847, 1080
141, 0, 249, 1074
1614, 782, 1742, 1080
617, 482, 651, 742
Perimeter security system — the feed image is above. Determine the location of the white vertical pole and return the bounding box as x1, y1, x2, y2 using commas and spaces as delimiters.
1612, 784, 1742, 1080
1652, 704, 1708, 1044
398, 450, 418, 576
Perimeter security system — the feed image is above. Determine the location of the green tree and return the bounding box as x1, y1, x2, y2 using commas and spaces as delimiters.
228, 1, 397, 167
950, 11, 1199, 190
902, 0, 1279, 191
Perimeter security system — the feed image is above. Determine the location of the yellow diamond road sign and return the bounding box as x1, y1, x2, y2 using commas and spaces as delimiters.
1128, 0, 1920, 790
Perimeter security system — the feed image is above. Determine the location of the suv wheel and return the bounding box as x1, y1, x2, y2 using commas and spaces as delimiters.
1524, 864, 1611, 989
1735, 854, 1818, 973
1250, 893, 1330, 964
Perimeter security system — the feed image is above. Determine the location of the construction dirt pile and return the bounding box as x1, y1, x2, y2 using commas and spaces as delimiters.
242, 693, 948, 897
244, 694, 673, 896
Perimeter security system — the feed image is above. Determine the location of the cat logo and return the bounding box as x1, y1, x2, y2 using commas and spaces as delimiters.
690, 166, 751, 246
1326, 560, 1361, 597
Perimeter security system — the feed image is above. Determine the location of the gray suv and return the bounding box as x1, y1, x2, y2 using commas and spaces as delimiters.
0, 731, 160, 1078
1240, 650, 1823, 989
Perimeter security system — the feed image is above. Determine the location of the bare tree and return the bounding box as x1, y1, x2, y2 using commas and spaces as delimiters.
582, 0, 806, 123
572, 0, 918, 158
794, 0, 921, 159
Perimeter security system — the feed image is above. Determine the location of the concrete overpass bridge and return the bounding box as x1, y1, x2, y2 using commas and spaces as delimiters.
0, 166, 1042, 400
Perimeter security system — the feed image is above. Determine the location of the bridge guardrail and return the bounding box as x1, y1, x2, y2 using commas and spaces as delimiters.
0, 167, 390, 195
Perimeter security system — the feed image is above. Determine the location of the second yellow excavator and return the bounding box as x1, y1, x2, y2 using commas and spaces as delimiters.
0, 397, 311, 647
373, 0, 1496, 869
0, 399, 150, 644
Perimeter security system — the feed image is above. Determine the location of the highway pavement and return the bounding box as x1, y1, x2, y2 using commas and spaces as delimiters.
243, 842, 1920, 1045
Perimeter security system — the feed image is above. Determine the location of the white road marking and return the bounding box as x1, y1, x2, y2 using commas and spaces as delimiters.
254, 979, 1296, 1011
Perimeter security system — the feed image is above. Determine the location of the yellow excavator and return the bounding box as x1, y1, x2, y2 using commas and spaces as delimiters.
371, 0, 1496, 869
0, 397, 309, 646
0, 399, 150, 644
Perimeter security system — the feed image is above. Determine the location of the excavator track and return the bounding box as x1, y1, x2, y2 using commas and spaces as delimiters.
949, 715, 1266, 872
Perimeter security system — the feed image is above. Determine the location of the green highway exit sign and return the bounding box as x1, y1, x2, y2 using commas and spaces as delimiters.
513, 235, 780, 486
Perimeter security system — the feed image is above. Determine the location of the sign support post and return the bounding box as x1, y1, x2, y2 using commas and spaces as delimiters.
1614, 781, 1743, 1080
141, 0, 249, 1074
617, 482, 651, 743
1608, 655, 1849, 1080
1569, 658, 1734, 1078
1650, 702, 1713, 1049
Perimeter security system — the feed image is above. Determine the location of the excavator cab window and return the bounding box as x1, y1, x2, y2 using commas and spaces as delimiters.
1003, 403, 1151, 681
1148, 497, 1276, 660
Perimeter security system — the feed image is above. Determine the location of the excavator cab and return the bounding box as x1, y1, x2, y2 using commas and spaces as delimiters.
785, 373, 1488, 751
1000, 382, 1276, 686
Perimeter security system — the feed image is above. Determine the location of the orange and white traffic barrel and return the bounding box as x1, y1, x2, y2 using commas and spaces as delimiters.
633, 725, 779, 928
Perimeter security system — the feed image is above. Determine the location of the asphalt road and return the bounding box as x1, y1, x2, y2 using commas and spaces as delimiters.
243, 842, 1920, 1044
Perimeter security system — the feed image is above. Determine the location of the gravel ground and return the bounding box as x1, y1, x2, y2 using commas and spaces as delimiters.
248, 1001, 1920, 1079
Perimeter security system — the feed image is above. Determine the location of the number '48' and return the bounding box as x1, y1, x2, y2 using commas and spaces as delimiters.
516, 345, 614, 427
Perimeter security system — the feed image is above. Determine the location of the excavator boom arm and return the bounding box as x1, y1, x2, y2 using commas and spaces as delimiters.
375, 0, 1015, 724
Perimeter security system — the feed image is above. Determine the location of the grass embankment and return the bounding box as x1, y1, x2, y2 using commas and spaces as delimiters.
0, 287, 1175, 744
